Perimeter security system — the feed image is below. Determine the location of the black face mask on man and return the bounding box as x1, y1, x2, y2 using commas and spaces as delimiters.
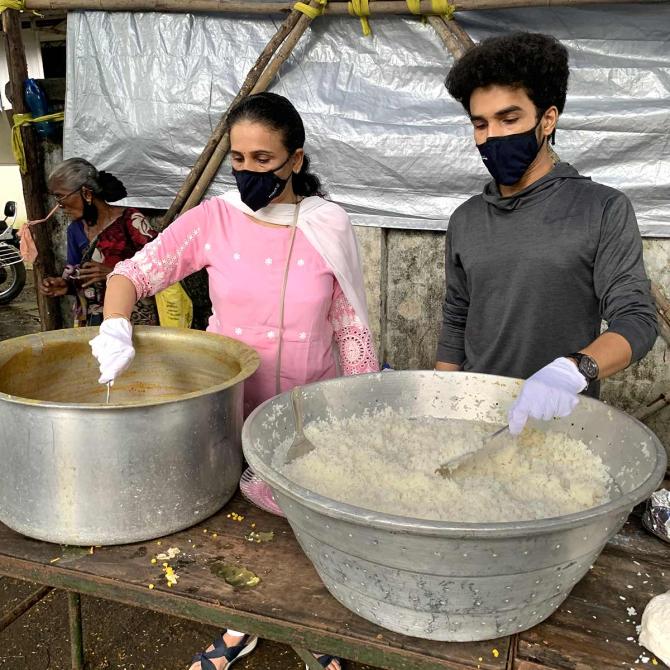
476, 120, 546, 186
232, 154, 293, 211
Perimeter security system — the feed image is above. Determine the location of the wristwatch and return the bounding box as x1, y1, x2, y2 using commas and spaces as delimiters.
567, 352, 599, 385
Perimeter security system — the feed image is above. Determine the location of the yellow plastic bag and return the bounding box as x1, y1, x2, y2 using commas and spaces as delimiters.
155, 282, 193, 329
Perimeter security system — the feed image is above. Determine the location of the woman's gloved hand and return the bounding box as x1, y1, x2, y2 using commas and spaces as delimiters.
508, 357, 587, 435
89, 317, 135, 384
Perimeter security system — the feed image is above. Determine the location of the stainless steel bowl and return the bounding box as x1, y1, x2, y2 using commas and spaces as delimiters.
0, 326, 259, 545
242, 371, 666, 641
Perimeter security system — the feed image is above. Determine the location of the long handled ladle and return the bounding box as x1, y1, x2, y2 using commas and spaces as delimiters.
436, 425, 510, 477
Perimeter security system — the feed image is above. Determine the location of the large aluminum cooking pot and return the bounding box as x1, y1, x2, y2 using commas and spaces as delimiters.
0, 326, 259, 545
242, 371, 666, 641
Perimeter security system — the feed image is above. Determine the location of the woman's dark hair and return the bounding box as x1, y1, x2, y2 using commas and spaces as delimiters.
48, 157, 128, 202
446, 32, 570, 116
227, 92, 324, 197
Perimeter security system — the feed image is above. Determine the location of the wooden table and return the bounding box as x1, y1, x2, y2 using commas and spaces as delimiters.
0, 493, 668, 670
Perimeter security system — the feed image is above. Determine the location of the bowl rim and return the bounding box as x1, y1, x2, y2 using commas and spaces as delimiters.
0, 326, 260, 409
242, 371, 668, 538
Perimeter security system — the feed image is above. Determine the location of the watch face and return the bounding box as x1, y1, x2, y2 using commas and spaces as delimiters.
580, 356, 599, 380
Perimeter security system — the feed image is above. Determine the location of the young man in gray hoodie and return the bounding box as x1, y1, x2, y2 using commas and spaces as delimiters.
435, 32, 658, 435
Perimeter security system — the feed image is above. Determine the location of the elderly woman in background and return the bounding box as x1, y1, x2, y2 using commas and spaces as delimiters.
40, 158, 158, 326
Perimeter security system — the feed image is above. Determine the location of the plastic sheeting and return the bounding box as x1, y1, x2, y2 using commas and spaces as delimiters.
64, 6, 670, 236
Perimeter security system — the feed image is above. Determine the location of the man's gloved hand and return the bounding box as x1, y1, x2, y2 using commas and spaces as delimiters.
508, 357, 588, 435
89, 318, 135, 384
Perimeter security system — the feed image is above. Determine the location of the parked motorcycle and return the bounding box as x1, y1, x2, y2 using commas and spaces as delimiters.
0, 201, 27, 305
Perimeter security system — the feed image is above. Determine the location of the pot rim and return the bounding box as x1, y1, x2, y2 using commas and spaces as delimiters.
242, 371, 668, 539
0, 326, 260, 409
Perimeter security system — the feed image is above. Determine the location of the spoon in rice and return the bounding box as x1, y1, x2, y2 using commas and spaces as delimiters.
284, 386, 316, 464
436, 425, 510, 477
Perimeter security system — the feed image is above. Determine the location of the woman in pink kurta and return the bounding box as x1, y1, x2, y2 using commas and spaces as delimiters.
91, 92, 377, 670
112, 195, 377, 416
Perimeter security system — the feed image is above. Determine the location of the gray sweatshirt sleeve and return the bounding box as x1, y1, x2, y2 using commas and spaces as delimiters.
436, 227, 468, 365
595, 193, 658, 362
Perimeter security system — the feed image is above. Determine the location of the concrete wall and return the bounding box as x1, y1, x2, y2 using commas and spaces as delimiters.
354, 225, 670, 456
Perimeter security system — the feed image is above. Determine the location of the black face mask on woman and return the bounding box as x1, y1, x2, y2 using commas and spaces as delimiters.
232, 155, 292, 211
476, 120, 546, 186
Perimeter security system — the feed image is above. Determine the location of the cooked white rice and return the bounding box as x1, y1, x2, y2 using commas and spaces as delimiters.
280, 409, 612, 522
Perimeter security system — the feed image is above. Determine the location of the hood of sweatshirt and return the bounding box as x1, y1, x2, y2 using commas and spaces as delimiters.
481, 162, 591, 212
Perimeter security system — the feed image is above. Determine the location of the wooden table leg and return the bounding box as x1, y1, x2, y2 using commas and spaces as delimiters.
292, 645, 330, 670
67, 591, 84, 670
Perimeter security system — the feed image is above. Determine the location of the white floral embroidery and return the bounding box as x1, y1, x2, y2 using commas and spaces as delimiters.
234, 327, 243, 335
233, 252, 241, 261
265, 257, 273, 265
127, 227, 201, 295
297, 259, 305, 267
299, 332, 307, 340
267, 330, 275, 339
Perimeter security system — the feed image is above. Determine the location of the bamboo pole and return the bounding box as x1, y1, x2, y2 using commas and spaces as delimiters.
161, 7, 303, 227
2, 9, 62, 330
24, 0, 670, 16
427, 15, 473, 59
179, 0, 325, 214
633, 393, 669, 422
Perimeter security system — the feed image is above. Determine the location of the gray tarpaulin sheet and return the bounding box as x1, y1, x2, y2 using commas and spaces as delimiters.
64, 6, 670, 236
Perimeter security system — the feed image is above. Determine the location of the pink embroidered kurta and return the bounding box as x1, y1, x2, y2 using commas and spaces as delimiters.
112, 197, 378, 414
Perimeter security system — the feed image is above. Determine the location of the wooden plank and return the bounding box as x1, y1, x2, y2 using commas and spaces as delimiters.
0, 494, 510, 670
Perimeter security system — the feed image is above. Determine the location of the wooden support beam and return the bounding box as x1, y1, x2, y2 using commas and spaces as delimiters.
0, 585, 53, 633
24, 0, 670, 16
67, 591, 84, 670
178, 0, 326, 215
161, 6, 303, 227
2, 9, 61, 330
427, 15, 474, 59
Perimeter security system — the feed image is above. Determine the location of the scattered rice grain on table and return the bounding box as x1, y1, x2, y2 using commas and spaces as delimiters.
279, 409, 612, 522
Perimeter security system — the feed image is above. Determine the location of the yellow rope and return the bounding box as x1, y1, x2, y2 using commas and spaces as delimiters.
12, 112, 64, 174
0, 0, 25, 12
293, 0, 328, 20
432, 0, 456, 19
294, 1, 322, 18
406, 0, 421, 14
348, 0, 371, 37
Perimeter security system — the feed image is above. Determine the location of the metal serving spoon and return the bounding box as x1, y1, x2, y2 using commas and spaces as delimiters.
436, 425, 510, 477
284, 386, 315, 464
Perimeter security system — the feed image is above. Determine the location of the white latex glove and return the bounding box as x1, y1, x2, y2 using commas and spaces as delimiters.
508, 357, 587, 436
89, 318, 135, 384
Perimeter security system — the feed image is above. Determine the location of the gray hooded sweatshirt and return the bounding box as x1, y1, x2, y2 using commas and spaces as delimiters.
436, 163, 658, 392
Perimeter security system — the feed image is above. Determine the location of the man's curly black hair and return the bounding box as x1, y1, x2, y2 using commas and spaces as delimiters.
445, 32, 570, 115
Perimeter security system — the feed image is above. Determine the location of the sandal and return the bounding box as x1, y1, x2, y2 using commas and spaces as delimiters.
190, 632, 258, 670
307, 653, 343, 670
